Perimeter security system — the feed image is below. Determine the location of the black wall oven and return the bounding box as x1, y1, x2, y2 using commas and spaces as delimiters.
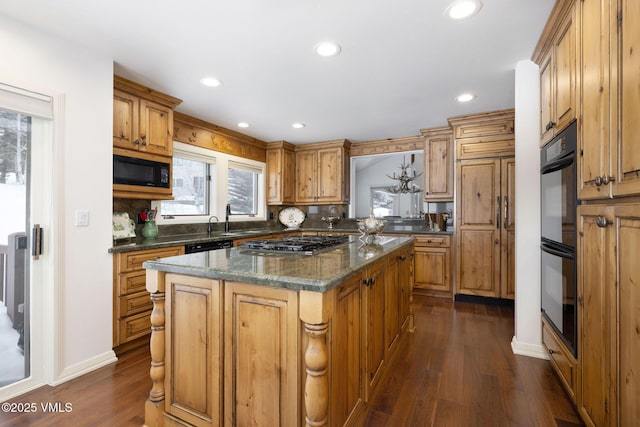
540, 120, 578, 356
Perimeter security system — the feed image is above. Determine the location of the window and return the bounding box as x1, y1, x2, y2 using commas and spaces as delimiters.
154, 142, 265, 223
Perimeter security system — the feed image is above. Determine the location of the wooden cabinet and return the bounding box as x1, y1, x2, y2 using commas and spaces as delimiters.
448, 109, 515, 160
364, 259, 386, 397
164, 274, 221, 426
224, 282, 299, 427
113, 76, 181, 157
295, 140, 351, 204
413, 234, 451, 297
538, 2, 577, 145
577, 204, 640, 427
578, 0, 640, 200
112, 245, 184, 350
421, 126, 454, 201
331, 273, 366, 427
455, 158, 515, 299
266, 141, 296, 205
542, 316, 577, 401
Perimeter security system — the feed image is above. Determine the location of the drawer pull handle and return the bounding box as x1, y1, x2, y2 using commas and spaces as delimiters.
596, 216, 610, 228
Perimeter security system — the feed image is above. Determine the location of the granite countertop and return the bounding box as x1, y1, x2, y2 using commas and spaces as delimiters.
143, 235, 415, 293
110, 226, 450, 253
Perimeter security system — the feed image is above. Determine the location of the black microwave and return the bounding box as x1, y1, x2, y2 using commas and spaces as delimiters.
113, 154, 170, 188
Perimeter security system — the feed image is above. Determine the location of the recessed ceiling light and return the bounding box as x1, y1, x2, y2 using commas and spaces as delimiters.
200, 77, 223, 87
446, 0, 482, 20
238, 122, 250, 128
456, 93, 476, 103
292, 123, 306, 129
314, 42, 342, 57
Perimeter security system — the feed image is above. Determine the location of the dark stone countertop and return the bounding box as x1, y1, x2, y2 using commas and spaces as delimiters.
110, 226, 451, 254
142, 235, 415, 293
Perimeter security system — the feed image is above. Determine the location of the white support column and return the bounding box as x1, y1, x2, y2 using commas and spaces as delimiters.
512, 59, 548, 359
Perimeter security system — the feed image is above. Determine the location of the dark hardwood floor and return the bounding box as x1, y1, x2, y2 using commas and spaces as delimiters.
0, 296, 583, 427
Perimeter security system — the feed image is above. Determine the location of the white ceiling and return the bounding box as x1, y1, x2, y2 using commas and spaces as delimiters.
0, 0, 554, 144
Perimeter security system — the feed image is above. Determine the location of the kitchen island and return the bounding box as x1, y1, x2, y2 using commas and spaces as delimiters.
142, 235, 414, 427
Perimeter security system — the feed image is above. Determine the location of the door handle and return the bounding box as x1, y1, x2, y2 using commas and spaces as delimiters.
32, 224, 43, 260
496, 196, 501, 229
504, 196, 508, 228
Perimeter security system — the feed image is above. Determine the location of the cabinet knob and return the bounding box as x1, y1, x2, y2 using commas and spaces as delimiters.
140, 135, 147, 146
596, 216, 610, 228
548, 349, 555, 355
594, 175, 602, 186
601, 175, 615, 185
398, 255, 406, 261
134, 139, 140, 145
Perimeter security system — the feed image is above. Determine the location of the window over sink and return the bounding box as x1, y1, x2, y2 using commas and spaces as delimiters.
152, 141, 266, 224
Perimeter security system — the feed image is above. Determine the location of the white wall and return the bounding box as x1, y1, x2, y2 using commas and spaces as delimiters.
512, 60, 546, 359
0, 15, 116, 388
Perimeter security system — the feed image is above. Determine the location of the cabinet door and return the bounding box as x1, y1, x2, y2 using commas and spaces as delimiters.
614, 204, 640, 426
266, 146, 295, 205
113, 89, 139, 150
612, 0, 640, 197
579, 0, 612, 200
500, 158, 516, 299
424, 131, 454, 201
365, 261, 386, 398
539, 52, 554, 144
577, 206, 615, 427
139, 98, 173, 156
553, 7, 576, 133
224, 283, 299, 427
414, 246, 450, 292
331, 274, 365, 427
164, 275, 221, 427
385, 255, 400, 355
316, 147, 343, 203
295, 150, 316, 203
456, 159, 501, 297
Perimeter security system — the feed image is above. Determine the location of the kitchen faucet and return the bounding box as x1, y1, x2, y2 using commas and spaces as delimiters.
207, 215, 219, 235
225, 204, 231, 232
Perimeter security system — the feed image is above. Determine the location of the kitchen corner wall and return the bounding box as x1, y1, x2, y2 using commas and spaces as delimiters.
1, 14, 115, 392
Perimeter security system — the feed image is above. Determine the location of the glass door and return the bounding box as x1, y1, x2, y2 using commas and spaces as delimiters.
0, 108, 31, 388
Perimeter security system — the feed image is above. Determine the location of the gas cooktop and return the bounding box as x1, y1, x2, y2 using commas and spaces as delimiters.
240, 235, 349, 255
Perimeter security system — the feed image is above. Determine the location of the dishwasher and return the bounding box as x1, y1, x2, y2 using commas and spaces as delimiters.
185, 239, 233, 254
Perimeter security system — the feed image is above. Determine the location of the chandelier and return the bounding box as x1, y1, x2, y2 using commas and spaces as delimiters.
386, 154, 423, 194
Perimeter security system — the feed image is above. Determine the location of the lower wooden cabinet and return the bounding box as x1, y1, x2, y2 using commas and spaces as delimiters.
112, 245, 184, 350
576, 203, 640, 427
145, 244, 414, 427
541, 316, 576, 401
413, 234, 451, 297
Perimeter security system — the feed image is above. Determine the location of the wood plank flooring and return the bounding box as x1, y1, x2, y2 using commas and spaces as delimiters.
0, 296, 583, 427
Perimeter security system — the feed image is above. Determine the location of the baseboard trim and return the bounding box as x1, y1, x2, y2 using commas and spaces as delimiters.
511, 336, 549, 360
52, 350, 117, 386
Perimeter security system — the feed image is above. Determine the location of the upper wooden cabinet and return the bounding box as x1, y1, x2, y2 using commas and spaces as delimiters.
266, 141, 296, 205
295, 139, 351, 205
536, 2, 577, 145
448, 109, 515, 160
578, 0, 640, 200
113, 75, 181, 157
420, 126, 454, 201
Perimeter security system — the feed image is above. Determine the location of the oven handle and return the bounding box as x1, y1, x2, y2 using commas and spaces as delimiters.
540, 242, 575, 259
541, 156, 573, 174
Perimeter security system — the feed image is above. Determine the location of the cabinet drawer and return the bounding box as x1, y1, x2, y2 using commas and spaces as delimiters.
542, 318, 575, 397
454, 119, 514, 139
456, 137, 515, 160
119, 311, 152, 343
116, 246, 184, 273
414, 235, 451, 247
119, 290, 153, 317
118, 270, 147, 295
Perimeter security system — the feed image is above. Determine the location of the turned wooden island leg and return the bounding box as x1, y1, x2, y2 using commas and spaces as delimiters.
145, 270, 166, 427
304, 322, 329, 427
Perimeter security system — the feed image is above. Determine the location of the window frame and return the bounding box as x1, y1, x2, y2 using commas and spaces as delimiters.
152, 142, 266, 225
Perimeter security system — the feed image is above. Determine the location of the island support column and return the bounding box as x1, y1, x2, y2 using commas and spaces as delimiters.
299, 290, 333, 427
145, 270, 166, 427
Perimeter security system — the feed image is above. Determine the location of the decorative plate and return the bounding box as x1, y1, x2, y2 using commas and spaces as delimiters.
278, 207, 305, 229
112, 212, 136, 240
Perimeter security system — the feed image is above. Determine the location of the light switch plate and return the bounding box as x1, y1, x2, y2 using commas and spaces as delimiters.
75, 210, 89, 226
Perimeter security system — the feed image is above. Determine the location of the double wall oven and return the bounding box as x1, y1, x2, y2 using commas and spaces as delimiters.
540, 120, 578, 356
